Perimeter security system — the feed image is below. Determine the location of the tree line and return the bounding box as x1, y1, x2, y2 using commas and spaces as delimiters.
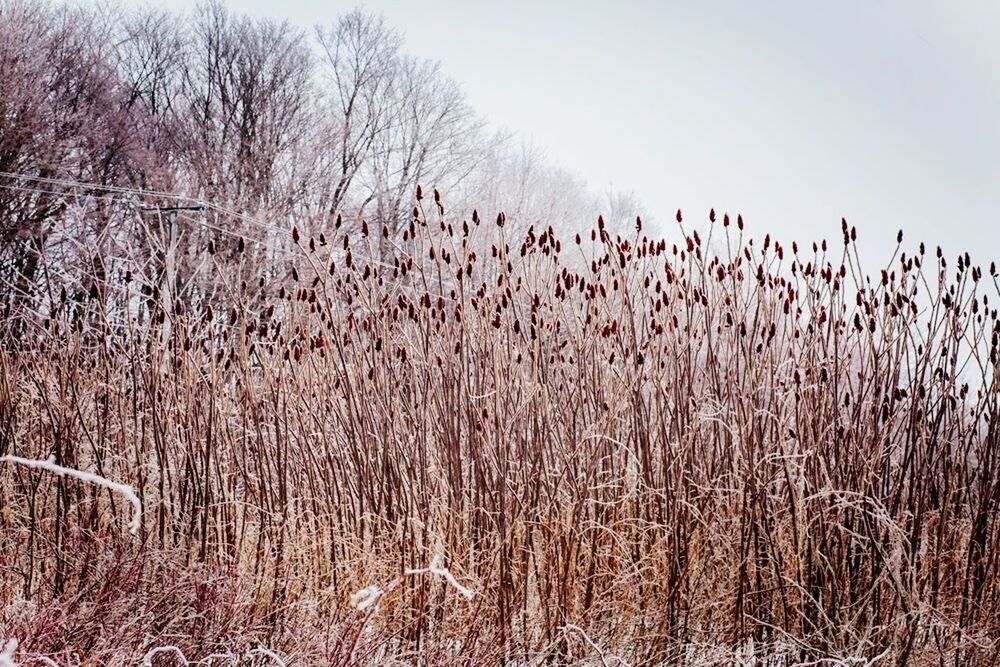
0, 0, 640, 330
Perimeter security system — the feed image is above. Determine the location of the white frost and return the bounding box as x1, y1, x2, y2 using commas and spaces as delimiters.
1, 454, 142, 535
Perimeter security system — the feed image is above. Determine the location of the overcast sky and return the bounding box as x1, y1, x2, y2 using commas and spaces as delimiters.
158, 0, 1000, 265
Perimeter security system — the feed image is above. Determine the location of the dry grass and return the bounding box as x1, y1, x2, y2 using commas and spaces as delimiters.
0, 201, 998, 665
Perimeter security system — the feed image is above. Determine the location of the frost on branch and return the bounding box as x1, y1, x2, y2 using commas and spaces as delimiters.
0, 454, 142, 536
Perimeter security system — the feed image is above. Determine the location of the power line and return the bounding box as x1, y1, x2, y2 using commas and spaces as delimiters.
0, 172, 423, 270
0, 171, 459, 306
0, 171, 292, 238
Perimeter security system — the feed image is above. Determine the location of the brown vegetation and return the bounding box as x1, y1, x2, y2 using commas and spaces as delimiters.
1, 196, 998, 665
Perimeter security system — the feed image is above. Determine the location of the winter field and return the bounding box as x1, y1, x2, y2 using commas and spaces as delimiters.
1, 2, 999, 665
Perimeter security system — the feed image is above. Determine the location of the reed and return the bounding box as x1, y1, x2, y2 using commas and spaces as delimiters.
0, 198, 997, 665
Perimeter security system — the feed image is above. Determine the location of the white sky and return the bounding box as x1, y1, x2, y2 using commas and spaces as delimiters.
158, 0, 1000, 264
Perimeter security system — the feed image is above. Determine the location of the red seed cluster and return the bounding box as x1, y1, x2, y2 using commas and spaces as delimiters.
1, 196, 998, 664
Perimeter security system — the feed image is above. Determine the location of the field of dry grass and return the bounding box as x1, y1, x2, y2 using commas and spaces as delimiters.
1, 202, 998, 665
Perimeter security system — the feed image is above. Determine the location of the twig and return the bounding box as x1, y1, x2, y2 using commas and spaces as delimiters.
1, 454, 142, 535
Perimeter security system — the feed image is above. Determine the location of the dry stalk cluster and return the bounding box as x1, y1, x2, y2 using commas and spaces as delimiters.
0, 200, 998, 665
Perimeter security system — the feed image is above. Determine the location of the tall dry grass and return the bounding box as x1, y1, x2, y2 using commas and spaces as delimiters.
0, 199, 998, 665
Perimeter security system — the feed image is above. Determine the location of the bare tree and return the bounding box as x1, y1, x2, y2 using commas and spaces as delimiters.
312, 10, 400, 225
365, 57, 494, 241
144, 2, 317, 308
115, 7, 187, 191
599, 185, 645, 231
177, 1, 313, 215
0, 2, 134, 319
463, 140, 591, 238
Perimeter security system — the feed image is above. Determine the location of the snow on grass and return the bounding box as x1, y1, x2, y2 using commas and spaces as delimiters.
1, 454, 142, 535
0, 639, 17, 667
351, 555, 475, 613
